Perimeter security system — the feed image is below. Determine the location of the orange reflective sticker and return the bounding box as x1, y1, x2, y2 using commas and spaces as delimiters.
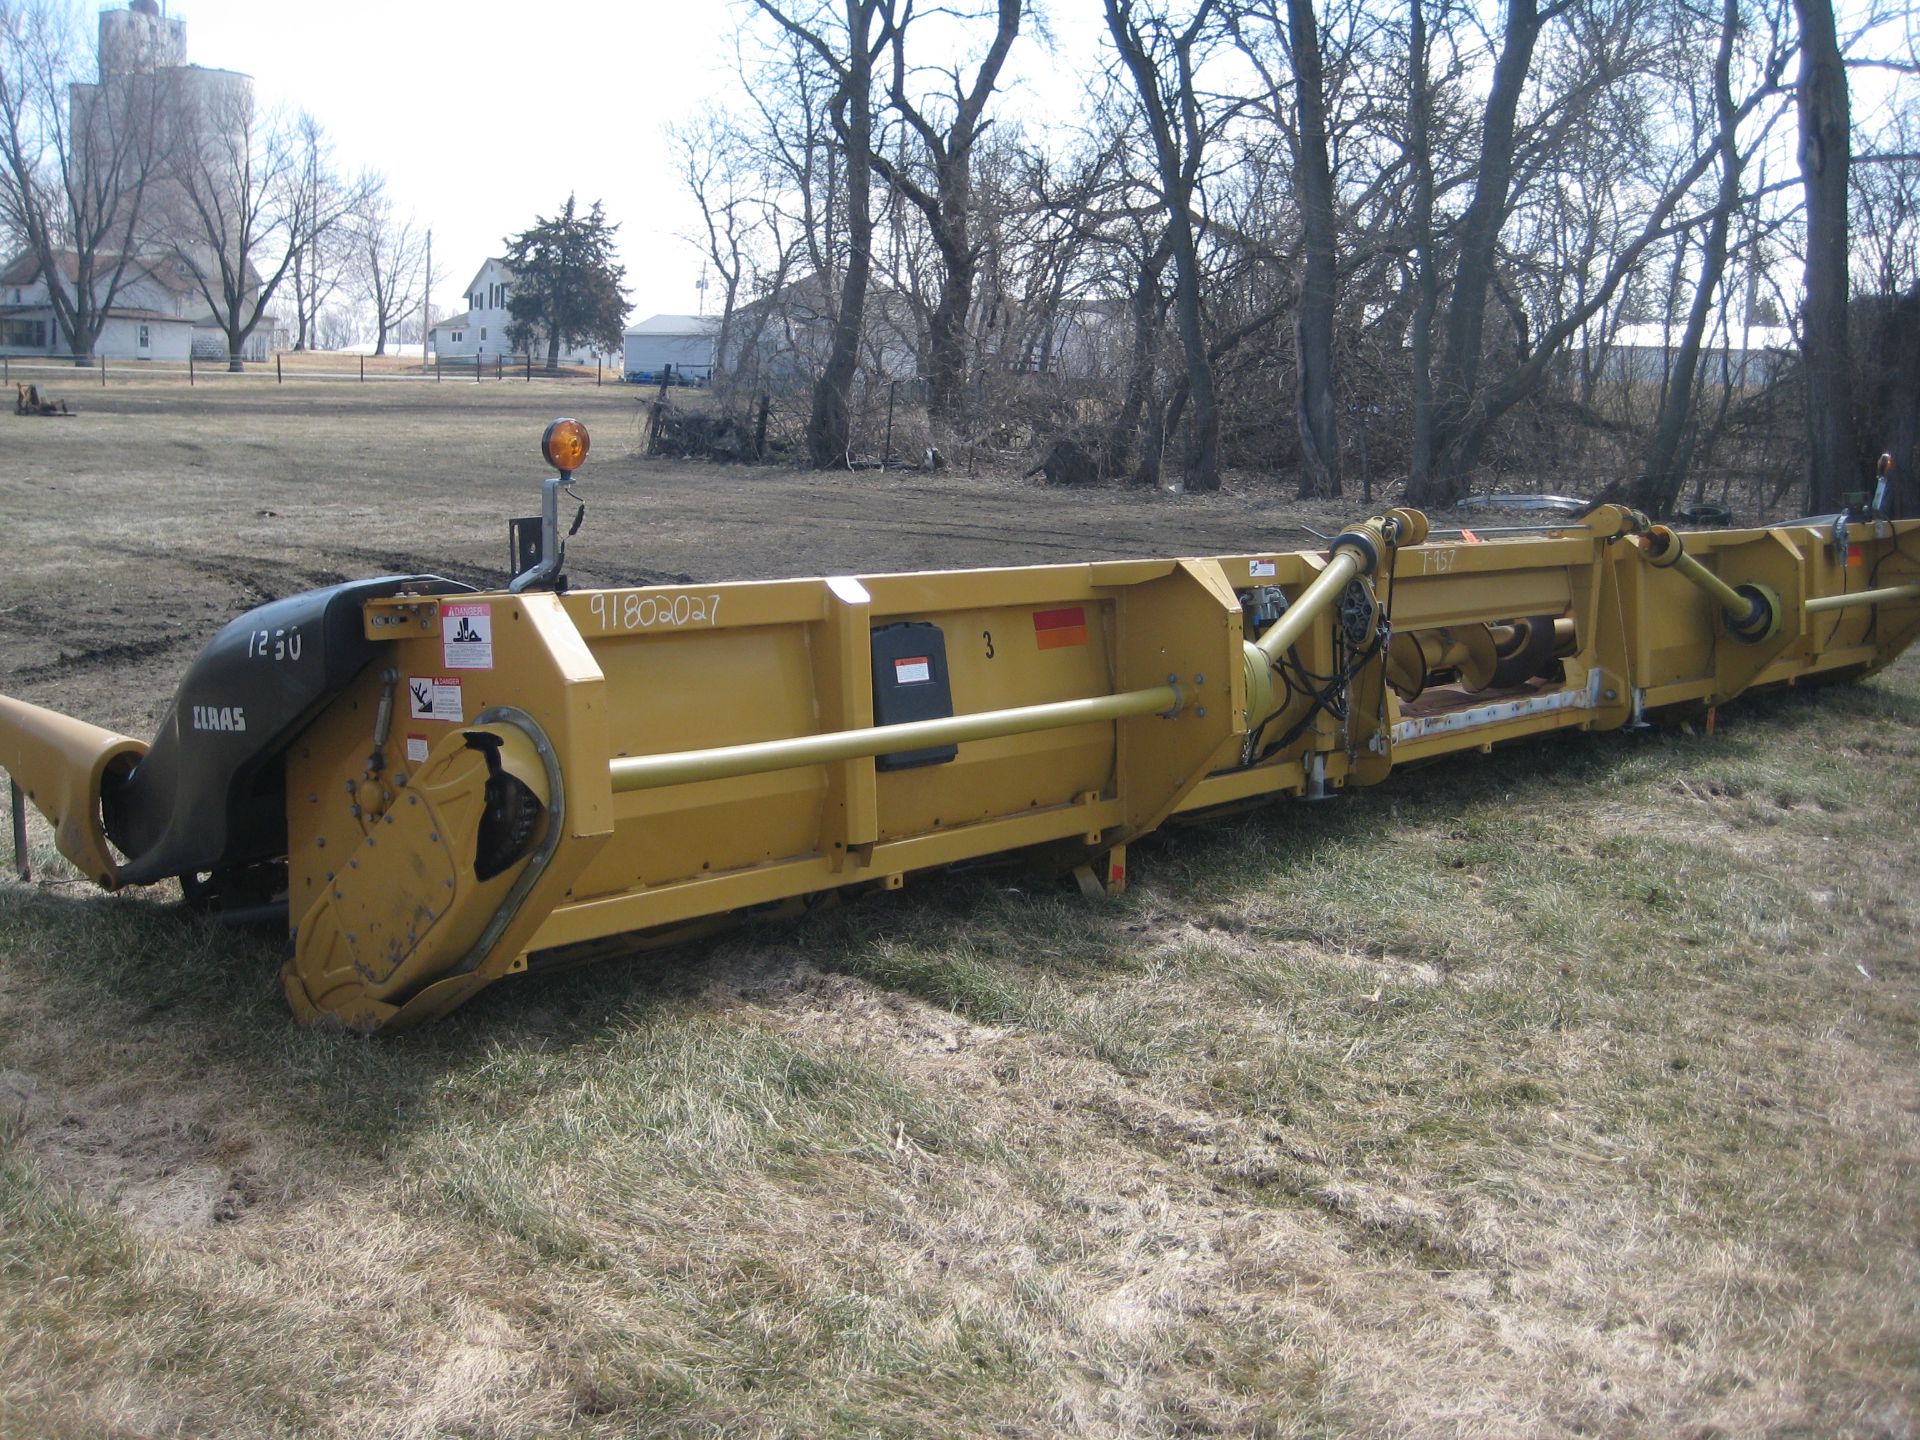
1033, 606, 1089, 650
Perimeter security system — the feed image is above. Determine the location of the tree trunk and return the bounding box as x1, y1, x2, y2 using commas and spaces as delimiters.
924, 244, 974, 423
1289, 0, 1341, 500
806, 1, 882, 470
1634, 0, 1741, 519
1111, 239, 1170, 484
292, 249, 309, 352
1406, 0, 1439, 503
1106, 0, 1219, 491
1165, 215, 1218, 491
1862, 286, 1920, 516
1409, 0, 1545, 505
1793, 0, 1855, 512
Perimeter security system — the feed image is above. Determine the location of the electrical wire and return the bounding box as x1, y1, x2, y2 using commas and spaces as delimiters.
1241, 593, 1386, 767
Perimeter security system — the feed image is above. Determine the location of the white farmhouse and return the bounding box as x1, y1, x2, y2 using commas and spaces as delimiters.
1, 3, 278, 365
431, 257, 613, 367
0, 250, 198, 361
622, 314, 717, 383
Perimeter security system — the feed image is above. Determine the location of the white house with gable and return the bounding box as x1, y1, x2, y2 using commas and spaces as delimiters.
0, 249, 198, 361
430, 257, 613, 366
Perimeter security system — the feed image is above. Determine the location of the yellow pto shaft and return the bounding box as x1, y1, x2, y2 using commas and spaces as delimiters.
1251, 507, 1427, 668
1805, 584, 1920, 614
1638, 525, 1781, 642
609, 684, 1186, 793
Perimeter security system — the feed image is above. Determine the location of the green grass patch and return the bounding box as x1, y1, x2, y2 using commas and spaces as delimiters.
2, 658, 1917, 1435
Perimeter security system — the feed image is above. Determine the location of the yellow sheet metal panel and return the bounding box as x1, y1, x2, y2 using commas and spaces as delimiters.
875, 598, 1116, 841
581, 622, 827, 892
15, 502, 1920, 1035
0, 695, 145, 889
1388, 564, 1577, 630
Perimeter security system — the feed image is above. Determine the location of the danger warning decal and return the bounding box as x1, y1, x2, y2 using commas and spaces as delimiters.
442, 602, 493, 669
408, 676, 463, 722
893, 656, 932, 685
1032, 606, 1088, 650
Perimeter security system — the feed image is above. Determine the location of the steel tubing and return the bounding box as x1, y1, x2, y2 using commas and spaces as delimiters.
1804, 584, 1920, 614
608, 683, 1185, 794
1665, 549, 1755, 621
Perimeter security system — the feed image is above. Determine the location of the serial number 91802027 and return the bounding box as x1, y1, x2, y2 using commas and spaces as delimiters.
588, 590, 723, 632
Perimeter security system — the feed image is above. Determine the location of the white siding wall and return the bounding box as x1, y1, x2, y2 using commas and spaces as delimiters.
99, 315, 193, 360
623, 332, 716, 377
434, 323, 475, 358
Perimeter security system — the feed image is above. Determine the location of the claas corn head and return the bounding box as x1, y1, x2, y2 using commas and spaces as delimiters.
5, 421, 1918, 1033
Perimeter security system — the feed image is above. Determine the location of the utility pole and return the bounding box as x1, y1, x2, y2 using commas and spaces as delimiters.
422, 228, 432, 367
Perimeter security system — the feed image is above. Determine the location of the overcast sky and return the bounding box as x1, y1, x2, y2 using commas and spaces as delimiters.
161, 0, 1103, 328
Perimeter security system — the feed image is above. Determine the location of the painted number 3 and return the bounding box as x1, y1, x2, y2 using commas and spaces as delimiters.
983, 630, 995, 659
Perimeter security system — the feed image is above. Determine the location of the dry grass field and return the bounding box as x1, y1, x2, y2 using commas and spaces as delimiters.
1, 382, 1917, 1438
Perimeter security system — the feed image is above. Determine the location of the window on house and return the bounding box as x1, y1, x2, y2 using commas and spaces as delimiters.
0, 317, 46, 347
451, 330, 463, 342
480, 328, 486, 340
138, 324, 150, 349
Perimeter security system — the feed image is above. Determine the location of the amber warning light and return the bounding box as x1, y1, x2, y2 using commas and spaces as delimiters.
542, 418, 590, 476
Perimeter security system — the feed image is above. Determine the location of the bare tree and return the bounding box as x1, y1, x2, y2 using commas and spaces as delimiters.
171, 91, 366, 370
672, 111, 788, 389
1406, 0, 1556, 503
1384, 0, 1788, 502
312, 302, 357, 351
1633, 0, 1753, 516
0, 0, 175, 364
1106, 0, 1224, 491
752, 0, 898, 468
866, 0, 1022, 425
353, 191, 425, 357
1226, 0, 1343, 497
284, 115, 361, 351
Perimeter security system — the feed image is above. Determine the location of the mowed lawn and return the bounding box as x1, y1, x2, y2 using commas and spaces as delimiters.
2, 643, 1916, 1437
